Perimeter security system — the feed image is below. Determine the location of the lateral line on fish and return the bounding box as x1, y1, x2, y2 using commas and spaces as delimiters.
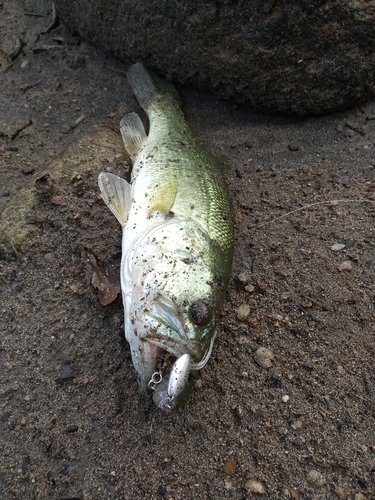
238, 198, 375, 234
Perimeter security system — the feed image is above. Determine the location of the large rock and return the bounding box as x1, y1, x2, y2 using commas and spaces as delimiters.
55, 0, 375, 115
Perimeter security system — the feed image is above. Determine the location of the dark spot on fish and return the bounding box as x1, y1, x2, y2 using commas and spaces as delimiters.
214, 272, 223, 285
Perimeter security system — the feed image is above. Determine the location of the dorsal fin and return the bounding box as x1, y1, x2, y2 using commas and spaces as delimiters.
98, 172, 132, 227
120, 112, 147, 162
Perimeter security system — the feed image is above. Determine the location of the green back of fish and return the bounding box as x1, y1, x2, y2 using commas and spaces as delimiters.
127, 64, 233, 279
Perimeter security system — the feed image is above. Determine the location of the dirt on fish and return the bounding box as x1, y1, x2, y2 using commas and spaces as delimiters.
1, 1, 374, 499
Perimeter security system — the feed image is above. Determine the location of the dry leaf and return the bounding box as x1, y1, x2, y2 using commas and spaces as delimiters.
51, 195, 62, 204
70, 284, 84, 295
85, 247, 120, 306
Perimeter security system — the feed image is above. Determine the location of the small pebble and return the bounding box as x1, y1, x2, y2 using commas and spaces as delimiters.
1, 411, 10, 422
330, 243, 346, 252
21, 457, 30, 475
194, 378, 203, 389
235, 406, 244, 419
257, 282, 268, 293
22, 165, 35, 175
306, 469, 326, 488
248, 316, 259, 328
290, 490, 298, 499
338, 260, 352, 272
66, 425, 78, 433
223, 460, 236, 476
291, 420, 302, 430
341, 177, 351, 186
254, 347, 274, 369
282, 395, 290, 403
236, 304, 251, 321
244, 284, 255, 293
356, 477, 368, 489
224, 480, 234, 491
288, 143, 299, 151
334, 485, 346, 499
354, 494, 366, 500
56, 362, 76, 382
246, 479, 265, 494
237, 272, 249, 285
280, 291, 291, 300
269, 368, 282, 379
337, 365, 345, 374
157, 485, 167, 496
248, 298, 257, 309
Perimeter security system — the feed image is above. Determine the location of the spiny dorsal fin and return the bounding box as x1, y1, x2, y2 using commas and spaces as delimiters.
120, 112, 147, 162
98, 172, 132, 227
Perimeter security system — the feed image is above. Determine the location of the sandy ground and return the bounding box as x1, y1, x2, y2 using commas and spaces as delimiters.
1, 1, 374, 499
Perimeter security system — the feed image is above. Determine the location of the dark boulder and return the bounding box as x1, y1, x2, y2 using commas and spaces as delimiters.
55, 0, 375, 115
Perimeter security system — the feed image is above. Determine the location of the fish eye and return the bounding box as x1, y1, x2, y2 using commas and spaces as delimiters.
188, 301, 212, 326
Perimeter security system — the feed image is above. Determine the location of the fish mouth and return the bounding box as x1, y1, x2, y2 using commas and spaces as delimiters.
144, 321, 217, 410
130, 301, 189, 393
131, 299, 215, 395
144, 302, 217, 371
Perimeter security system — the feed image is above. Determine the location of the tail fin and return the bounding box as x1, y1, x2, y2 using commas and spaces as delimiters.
127, 63, 159, 108
127, 63, 179, 111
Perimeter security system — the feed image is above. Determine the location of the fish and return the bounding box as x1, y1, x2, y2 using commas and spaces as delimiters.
98, 63, 233, 410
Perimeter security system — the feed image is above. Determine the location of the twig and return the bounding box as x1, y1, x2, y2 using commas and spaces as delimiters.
10, 241, 21, 261
11, 39, 24, 61
32, 45, 61, 53
41, 2, 60, 34
19, 82, 40, 92
71, 115, 86, 129
107, 65, 127, 75
296, 302, 318, 322
64, 115, 86, 134
10, 119, 33, 140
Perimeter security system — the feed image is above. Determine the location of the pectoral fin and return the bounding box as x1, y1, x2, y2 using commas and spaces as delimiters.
147, 178, 178, 217
98, 172, 132, 227
120, 112, 147, 162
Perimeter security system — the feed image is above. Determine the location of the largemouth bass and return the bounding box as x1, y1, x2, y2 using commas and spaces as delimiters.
98, 63, 233, 410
